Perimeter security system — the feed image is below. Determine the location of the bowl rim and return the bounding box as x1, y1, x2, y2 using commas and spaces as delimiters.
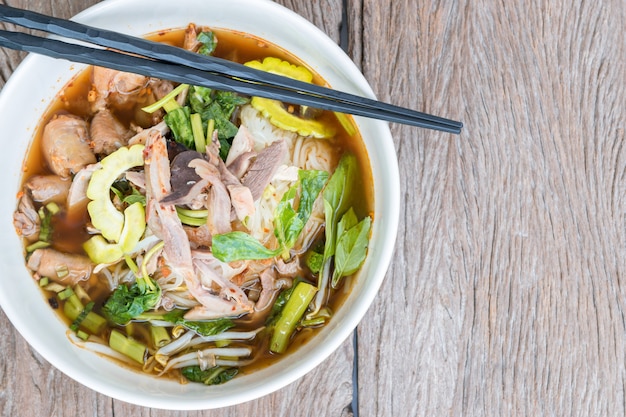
0, 0, 400, 410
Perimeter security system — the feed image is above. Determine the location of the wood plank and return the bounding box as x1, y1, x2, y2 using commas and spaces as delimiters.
0, 1, 354, 416
355, 0, 626, 415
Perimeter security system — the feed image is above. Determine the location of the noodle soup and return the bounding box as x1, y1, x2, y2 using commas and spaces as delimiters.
13, 24, 373, 385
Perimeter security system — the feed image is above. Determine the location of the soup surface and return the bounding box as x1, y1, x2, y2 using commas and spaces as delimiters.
13, 24, 373, 385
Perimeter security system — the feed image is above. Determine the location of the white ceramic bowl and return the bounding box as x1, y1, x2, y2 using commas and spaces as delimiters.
0, 0, 399, 410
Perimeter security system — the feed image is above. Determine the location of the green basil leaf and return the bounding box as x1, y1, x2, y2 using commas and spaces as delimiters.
298, 169, 329, 223
274, 186, 300, 252
212, 231, 280, 262
331, 215, 372, 288
322, 153, 357, 259
274, 170, 328, 255
335, 206, 358, 240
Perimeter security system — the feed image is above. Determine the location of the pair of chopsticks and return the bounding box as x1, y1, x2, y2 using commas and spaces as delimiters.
0, 4, 463, 134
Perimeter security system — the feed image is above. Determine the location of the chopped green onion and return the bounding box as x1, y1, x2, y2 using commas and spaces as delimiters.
215, 339, 230, 348
26, 241, 50, 252
37, 206, 53, 242
76, 330, 89, 341
206, 118, 215, 143
43, 282, 65, 293
150, 325, 171, 348
191, 113, 206, 153
58, 287, 74, 301
55, 264, 69, 279
176, 207, 209, 218
73, 284, 91, 305
45, 201, 60, 215
38, 277, 49, 287
177, 212, 207, 226
141, 83, 189, 113
63, 299, 107, 335
270, 281, 318, 354
70, 301, 95, 332
162, 99, 181, 113
109, 330, 147, 364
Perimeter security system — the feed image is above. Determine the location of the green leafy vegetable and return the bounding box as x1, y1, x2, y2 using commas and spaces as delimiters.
164, 106, 194, 149
212, 231, 281, 262
182, 365, 238, 385
197, 31, 217, 56
273, 186, 302, 258
138, 309, 234, 337
265, 283, 297, 327
274, 169, 328, 258
322, 154, 357, 260
102, 277, 161, 325
305, 251, 323, 274
188, 86, 213, 113
70, 301, 95, 332
331, 210, 371, 287
111, 179, 146, 206
37, 206, 53, 242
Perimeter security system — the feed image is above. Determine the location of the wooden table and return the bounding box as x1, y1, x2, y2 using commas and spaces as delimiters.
2, 0, 625, 415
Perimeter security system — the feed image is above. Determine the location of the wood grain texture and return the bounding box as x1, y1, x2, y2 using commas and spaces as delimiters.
356, 0, 626, 416
2, 0, 626, 416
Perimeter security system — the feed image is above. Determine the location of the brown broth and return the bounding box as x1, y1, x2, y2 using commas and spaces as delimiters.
22, 25, 374, 381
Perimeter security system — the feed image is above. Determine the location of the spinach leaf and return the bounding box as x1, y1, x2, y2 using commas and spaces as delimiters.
200, 101, 239, 140
331, 211, 372, 287
188, 86, 213, 113
164, 106, 194, 149
182, 366, 238, 385
213, 90, 249, 117
212, 231, 281, 262
103, 279, 161, 325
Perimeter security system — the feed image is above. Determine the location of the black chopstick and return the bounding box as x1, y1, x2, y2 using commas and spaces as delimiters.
0, 4, 463, 134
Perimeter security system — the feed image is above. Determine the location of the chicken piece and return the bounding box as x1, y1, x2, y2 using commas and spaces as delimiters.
41, 114, 96, 178
90, 108, 132, 154
27, 248, 93, 285
91, 67, 149, 112
25, 175, 71, 205
144, 131, 251, 320
255, 267, 279, 312
13, 194, 39, 243
127, 121, 170, 146
218, 159, 255, 221
226, 125, 255, 166
183, 23, 202, 52
188, 158, 232, 235
242, 139, 288, 200
183, 224, 212, 249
